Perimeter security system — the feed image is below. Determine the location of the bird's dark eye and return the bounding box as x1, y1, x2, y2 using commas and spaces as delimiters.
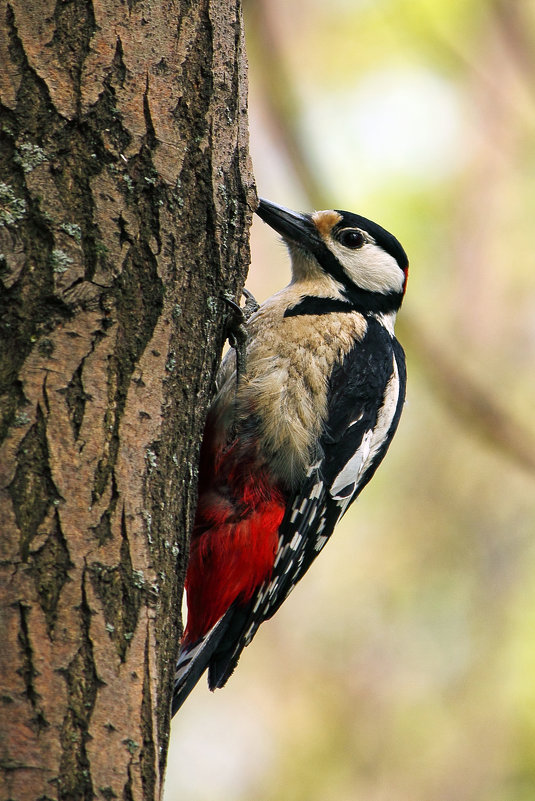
338, 229, 365, 249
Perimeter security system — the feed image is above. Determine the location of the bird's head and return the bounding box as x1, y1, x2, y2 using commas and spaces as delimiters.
256, 198, 408, 316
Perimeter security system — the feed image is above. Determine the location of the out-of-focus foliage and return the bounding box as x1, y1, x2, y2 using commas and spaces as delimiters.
166, 1, 535, 799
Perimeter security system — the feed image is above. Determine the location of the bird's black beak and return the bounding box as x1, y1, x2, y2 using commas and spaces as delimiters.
256, 198, 321, 253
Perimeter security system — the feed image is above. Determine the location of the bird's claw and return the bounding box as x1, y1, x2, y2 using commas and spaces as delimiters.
223, 289, 259, 385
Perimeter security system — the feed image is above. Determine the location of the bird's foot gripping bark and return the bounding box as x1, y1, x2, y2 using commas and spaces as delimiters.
223, 289, 259, 383
240, 288, 260, 321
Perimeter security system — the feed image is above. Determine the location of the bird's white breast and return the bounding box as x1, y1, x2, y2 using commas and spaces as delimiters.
214, 284, 367, 488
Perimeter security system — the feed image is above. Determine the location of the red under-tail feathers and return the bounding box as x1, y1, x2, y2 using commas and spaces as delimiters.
183, 415, 286, 646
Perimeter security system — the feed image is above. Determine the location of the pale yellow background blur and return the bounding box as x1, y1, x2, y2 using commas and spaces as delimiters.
166, 1, 535, 799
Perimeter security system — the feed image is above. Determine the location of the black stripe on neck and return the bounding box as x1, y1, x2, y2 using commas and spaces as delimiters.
341, 286, 403, 316
284, 297, 355, 317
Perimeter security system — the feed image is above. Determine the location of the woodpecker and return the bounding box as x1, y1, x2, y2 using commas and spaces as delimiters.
172, 198, 408, 715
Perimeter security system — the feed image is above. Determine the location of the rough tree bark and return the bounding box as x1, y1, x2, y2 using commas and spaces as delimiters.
0, 2, 255, 800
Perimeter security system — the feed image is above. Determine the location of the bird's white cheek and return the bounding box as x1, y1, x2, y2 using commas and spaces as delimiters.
328, 242, 405, 294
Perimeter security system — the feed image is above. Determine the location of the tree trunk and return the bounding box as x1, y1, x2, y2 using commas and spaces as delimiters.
0, 2, 255, 800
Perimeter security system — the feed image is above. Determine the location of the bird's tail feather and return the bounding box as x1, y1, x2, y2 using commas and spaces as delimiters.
172, 612, 232, 716
206, 603, 255, 691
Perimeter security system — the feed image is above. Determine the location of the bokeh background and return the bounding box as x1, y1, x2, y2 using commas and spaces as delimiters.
166, 1, 535, 798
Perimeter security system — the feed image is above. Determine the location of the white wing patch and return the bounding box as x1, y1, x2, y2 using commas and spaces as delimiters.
367, 355, 401, 465
330, 429, 373, 500
329, 355, 400, 506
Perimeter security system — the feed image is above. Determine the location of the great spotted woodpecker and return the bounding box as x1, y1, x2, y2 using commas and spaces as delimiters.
172, 198, 408, 714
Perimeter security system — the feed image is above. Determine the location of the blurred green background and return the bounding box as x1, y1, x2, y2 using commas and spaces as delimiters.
166, 1, 535, 798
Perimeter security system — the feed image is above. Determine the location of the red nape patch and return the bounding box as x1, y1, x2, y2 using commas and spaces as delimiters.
402, 264, 409, 298
182, 447, 286, 645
